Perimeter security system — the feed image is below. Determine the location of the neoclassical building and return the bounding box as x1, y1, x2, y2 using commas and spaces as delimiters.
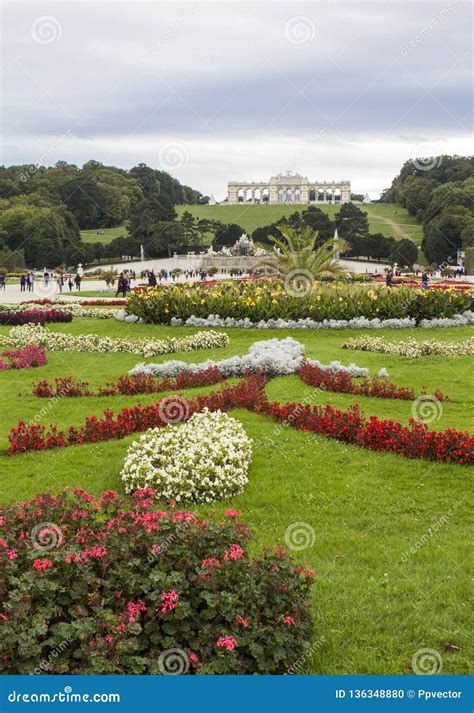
227, 171, 351, 205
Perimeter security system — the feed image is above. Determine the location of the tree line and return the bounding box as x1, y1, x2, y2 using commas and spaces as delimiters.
0, 161, 208, 268
380, 155, 473, 267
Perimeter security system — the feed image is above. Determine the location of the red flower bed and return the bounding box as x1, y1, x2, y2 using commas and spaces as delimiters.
0, 346, 47, 371
0, 309, 72, 326
32, 376, 91, 398
31, 367, 225, 398
9, 372, 473, 464
299, 360, 448, 402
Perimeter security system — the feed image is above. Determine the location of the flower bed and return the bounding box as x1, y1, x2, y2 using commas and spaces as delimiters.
121, 410, 252, 503
299, 360, 447, 401
125, 281, 473, 324
0, 488, 313, 674
0, 309, 73, 326
130, 337, 370, 379
8, 373, 473, 464
0, 346, 47, 371
342, 335, 474, 358
12, 302, 118, 320
32, 367, 224, 398
2, 323, 230, 357
26, 298, 127, 306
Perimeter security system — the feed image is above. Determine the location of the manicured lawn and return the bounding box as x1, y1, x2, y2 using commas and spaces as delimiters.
0, 318, 471, 674
80, 225, 128, 243
176, 203, 424, 244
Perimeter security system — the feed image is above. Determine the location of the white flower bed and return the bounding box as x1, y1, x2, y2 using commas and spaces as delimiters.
157, 311, 474, 330
5, 303, 119, 320
2, 323, 230, 357
130, 337, 370, 379
120, 409, 252, 503
342, 335, 474, 358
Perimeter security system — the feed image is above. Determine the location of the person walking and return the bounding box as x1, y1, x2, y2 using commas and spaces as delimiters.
116, 272, 127, 298
0, 273, 5, 290
20, 274, 26, 292
68, 274, 74, 292
56, 274, 63, 293
148, 270, 157, 287
44, 271, 49, 288
385, 268, 393, 288
74, 273, 81, 291
30, 272, 35, 291
421, 271, 429, 289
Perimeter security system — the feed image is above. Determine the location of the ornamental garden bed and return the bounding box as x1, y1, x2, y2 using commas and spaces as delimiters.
0, 316, 472, 674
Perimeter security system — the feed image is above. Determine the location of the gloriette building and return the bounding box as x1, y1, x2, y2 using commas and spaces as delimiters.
227, 171, 351, 205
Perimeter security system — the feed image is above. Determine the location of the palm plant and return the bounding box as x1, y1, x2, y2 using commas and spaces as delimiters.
258, 224, 345, 280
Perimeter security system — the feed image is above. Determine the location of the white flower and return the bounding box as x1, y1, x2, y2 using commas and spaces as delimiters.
342, 335, 474, 358
120, 409, 252, 503
5, 323, 230, 356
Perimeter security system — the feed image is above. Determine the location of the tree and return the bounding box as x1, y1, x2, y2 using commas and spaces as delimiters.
335, 203, 369, 246
259, 225, 344, 281
390, 238, 418, 266
214, 223, 244, 247
179, 211, 200, 245
301, 206, 335, 241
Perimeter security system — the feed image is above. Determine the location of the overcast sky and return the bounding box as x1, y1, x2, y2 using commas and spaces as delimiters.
1, 1, 472, 198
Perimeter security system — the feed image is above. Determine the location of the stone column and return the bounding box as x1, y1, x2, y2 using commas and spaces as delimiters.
331, 189, 336, 204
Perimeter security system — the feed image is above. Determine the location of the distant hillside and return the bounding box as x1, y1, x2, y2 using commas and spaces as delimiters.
380, 155, 473, 266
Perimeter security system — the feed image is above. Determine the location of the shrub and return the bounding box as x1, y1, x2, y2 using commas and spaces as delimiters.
0, 488, 314, 674
125, 280, 473, 325
121, 409, 252, 503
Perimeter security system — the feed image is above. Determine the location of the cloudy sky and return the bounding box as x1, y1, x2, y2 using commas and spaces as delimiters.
1, 1, 472, 198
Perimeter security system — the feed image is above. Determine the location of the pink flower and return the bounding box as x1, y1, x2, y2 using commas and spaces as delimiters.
0, 613, 8, 622
188, 651, 199, 665
294, 567, 317, 577
104, 635, 114, 644
33, 558, 53, 571
159, 590, 180, 614
281, 615, 296, 626
126, 599, 147, 623
201, 557, 220, 570
236, 615, 248, 628
6, 549, 18, 561
216, 635, 238, 652
0, 539, 8, 548
224, 509, 241, 519
223, 544, 244, 561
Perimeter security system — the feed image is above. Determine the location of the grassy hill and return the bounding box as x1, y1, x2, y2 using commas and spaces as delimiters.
80, 204, 423, 246
177, 203, 423, 243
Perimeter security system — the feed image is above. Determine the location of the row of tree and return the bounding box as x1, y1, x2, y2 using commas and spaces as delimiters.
0, 161, 209, 267
251, 205, 419, 266
381, 155, 473, 266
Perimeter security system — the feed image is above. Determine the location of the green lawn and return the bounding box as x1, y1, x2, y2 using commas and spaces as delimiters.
80, 205, 423, 248
0, 318, 472, 674
176, 203, 424, 245
80, 225, 128, 244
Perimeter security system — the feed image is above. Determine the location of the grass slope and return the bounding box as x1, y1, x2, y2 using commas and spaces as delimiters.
79, 205, 423, 247
0, 318, 471, 674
